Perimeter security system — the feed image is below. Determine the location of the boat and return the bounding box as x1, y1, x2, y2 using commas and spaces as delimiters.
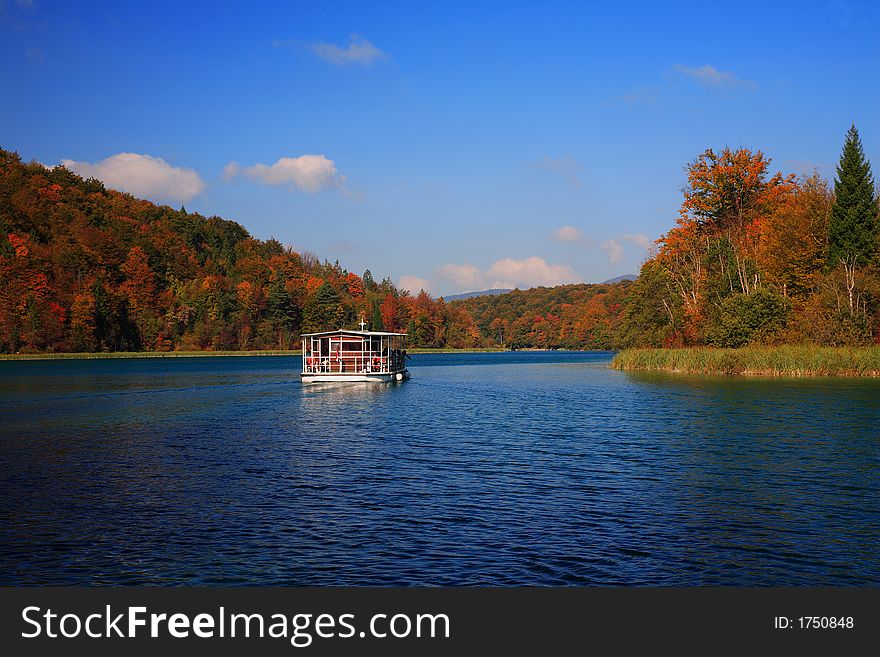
300, 320, 410, 383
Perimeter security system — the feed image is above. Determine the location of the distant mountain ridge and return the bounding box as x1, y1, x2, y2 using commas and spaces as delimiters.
441, 288, 513, 302
442, 276, 636, 301
600, 274, 638, 284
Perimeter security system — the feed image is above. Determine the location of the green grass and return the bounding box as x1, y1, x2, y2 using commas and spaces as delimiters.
0, 347, 506, 361
611, 346, 880, 376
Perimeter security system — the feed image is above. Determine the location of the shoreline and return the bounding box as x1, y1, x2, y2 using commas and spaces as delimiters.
612, 346, 880, 377
0, 347, 508, 361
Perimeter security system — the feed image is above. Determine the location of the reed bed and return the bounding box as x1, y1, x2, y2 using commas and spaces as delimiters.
611, 346, 880, 377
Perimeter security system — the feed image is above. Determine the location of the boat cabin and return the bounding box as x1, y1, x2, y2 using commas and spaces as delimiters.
301, 326, 409, 383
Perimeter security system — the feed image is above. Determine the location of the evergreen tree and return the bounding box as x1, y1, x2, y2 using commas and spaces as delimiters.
371, 299, 384, 331
302, 282, 341, 333
267, 279, 299, 347
363, 269, 376, 291
829, 124, 877, 266
828, 124, 878, 313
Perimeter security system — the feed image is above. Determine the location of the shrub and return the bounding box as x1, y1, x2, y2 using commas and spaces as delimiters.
705, 289, 791, 347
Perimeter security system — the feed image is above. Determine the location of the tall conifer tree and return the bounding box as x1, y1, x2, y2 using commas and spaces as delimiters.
828, 124, 877, 314
371, 300, 384, 331
829, 124, 877, 267
302, 282, 341, 333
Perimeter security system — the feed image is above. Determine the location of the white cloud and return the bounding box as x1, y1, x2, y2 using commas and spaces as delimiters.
398, 275, 432, 295
622, 233, 652, 250
225, 155, 346, 194
436, 263, 484, 291
309, 35, 388, 66
437, 256, 581, 292
487, 257, 580, 288
673, 64, 756, 90
533, 155, 582, 188
61, 153, 205, 203
552, 225, 584, 243
222, 161, 240, 180
602, 239, 624, 264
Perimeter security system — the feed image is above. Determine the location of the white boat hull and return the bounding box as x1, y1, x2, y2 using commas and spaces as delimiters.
301, 370, 409, 383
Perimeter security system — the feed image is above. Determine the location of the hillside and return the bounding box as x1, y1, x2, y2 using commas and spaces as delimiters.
0, 147, 636, 354
440, 288, 512, 302
0, 148, 484, 352
451, 282, 631, 349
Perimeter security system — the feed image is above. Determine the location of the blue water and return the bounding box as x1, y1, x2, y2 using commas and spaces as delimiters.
0, 351, 878, 585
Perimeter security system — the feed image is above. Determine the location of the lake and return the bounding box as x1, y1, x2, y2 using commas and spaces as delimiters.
0, 351, 878, 585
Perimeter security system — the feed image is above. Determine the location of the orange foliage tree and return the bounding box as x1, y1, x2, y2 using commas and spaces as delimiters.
676, 147, 796, 295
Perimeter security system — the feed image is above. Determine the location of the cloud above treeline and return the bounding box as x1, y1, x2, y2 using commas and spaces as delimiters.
398, 275, 433, 295
673, 64, 756, 90
402, 228, 656, 292
622, 232, 652, 250
435, 256, 581, 292
602, 233, 653, 263
59, 151, 348, 200
601, 239, 624, 264
552, 226, 650, 262
552, 225, 585, 243
61, 153, 206, 203
399, 256, 583, 295
223, 155, 346, 194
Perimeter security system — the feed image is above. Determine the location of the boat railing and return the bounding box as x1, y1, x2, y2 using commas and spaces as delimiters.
303, 351, 404, 374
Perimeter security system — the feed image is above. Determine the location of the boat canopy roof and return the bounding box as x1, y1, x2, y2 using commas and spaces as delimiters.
300, 329, 407, 338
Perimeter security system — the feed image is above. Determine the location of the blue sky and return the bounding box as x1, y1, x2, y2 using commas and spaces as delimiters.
2, 1, 878, 295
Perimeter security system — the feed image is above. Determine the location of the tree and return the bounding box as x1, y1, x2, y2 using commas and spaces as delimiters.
370, 299, 384, 331
704, 289, 790, 347
344, 272, 364, 298
489, 317, 508, 346
69, 289, 98, 351
828, 124, 878, 314
619, 260, 683, 347
656, 221, 704, 327
302, 282, 342, 333
677, 147, 796, 295
757, 174, 831, 299
379, 293, 399, 331
119, 246, 158, 348
267, 277, 299, 348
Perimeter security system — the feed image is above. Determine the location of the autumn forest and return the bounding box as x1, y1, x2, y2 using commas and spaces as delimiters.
1, 125, 878, 355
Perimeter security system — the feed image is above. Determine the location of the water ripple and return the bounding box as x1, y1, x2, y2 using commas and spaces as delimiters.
0, 352, 879, 585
